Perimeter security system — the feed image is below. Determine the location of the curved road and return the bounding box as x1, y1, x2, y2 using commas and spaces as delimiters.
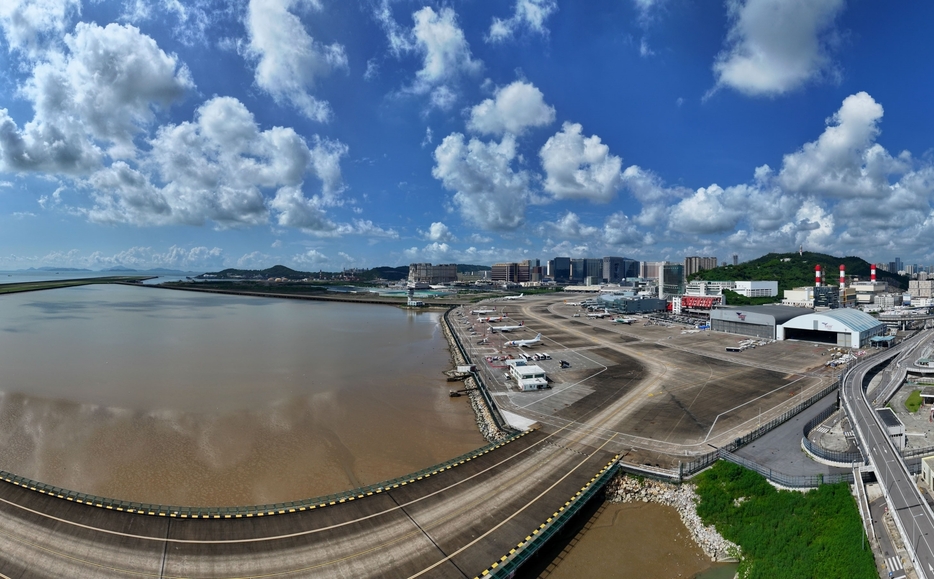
842, 329, 934, 579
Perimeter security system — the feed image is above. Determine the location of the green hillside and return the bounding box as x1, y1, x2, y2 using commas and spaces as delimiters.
691, 252, 907, 303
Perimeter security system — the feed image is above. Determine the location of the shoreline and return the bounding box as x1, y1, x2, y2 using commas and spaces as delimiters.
439, 310, 512, 443
605, 474, 740, 564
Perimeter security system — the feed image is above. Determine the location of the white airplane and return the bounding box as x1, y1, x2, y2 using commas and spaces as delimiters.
471, 307, 496, 315
502, 293, 524, 301
491, 321, 524, 332
587, 309, 612, 319
613, 317, 636, 324
564, 301, 582, 306
478, 315, 504, 323
506, 333, 541, 347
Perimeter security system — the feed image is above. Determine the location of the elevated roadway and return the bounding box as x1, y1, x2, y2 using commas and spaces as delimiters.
842, 329, 934, 578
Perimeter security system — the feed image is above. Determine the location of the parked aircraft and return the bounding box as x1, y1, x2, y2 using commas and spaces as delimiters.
491, 322, 524, 333
478, 315, 504, 323
502, 293, 524, 301
613, 317, 636, 324
587, 309, 612, 319
471, 307, 496, 315
505, 333, 542, 347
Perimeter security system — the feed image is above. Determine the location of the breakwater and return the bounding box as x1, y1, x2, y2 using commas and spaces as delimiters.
440, 311, 511, 442
605, 475, 739, 563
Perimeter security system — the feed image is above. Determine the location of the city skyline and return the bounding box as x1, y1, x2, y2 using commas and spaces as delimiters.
0, 1, 932, 271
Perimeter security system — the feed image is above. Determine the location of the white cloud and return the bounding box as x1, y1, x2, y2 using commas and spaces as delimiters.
711, 0, 845, 97
486, 0, 558, 43
294, 248, 329, 265
778, 91, 896, 199
376, 4, 481, 109
432, 133, 530, 231
269, 185, 336, 233
639, 37, 654, 57
0, 0, 80, 57
29, 245, 228, 271
668, 184, 746, 234
540, 122, 623, 203
245, 0, 347, 122
550, 211, 599, 239
467, 81, 555, 137
604, 211, 650, 246
0, 22, 194, 172
423, 221, 454, 242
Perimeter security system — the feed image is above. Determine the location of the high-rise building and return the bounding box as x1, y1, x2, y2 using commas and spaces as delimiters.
408, 263, 457, 284
732, 254, 739, 266
684, 256, 718, 279
895, 257, 904, 272
550, 257, 571, 282
602, 256, 638, 283
641, 261, 661, 279
658, 263, 685, 299
570, 258, 602, 284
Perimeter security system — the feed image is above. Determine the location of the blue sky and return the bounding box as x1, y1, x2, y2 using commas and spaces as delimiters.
0, 0, 932, 271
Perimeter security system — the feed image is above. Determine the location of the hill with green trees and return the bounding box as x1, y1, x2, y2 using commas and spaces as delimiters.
690, 252, 907, 304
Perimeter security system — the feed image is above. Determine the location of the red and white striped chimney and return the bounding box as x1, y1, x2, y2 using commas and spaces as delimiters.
871, 264, 877, 282
815, 264, 822, 287
839, 264, 845, 288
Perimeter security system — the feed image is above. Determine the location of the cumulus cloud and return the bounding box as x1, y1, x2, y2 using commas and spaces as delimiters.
540, 122, 623, 203
245, 0, 347, 122
604, 212, 650, 247
0, 0, 80, 57
467, 81, 555, 137
0, 22, 194, 172
432, 133, 530, 231
422, 221, 454, 242
711, 0, 845, 97
375, 4, 481, 109
778, 91, 896, 198
486, 0, 558, 43
87, 96, 347, 230
550, 211, 599, 239
668, 184, 748, 235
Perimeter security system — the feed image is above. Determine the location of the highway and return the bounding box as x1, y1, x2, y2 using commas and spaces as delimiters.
842, 329, 934, 579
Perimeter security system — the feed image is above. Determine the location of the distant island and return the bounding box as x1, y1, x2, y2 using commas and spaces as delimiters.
197, 264, 491, 282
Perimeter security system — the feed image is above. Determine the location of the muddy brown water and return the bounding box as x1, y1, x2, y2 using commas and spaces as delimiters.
0, 284, 485, 506
541, 502, 737, 579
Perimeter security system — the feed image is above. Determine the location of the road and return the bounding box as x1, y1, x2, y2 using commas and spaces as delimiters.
842, 329, 934, 579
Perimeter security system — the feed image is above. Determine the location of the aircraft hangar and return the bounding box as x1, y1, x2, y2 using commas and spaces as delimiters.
778, 309, 885, 347
709, 305, 814, 340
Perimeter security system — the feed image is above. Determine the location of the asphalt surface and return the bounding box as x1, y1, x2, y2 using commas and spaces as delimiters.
842, 329, 934, 579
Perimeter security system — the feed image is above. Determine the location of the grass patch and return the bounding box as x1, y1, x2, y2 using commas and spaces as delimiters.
695, 461, 875, 579
906, 390, 923, 413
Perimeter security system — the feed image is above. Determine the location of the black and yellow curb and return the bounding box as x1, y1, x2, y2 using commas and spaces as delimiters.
473, 455, 620, 579
0, 430, 535, 519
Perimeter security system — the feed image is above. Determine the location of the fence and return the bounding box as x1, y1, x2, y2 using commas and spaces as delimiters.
682, 380, 841, 477
719, 450, 867, 488
801, 403, 864, 465
442, 308, 516, 435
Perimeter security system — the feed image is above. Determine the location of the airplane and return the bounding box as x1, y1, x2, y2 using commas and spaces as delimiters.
587, 309, 612, 319
564, 301, 582, 306
478, 315, 504, 323
471, 307, 496, 315
490, 321, 524, 333
502, 293, 524, 301
505, 333, 541, 347
613, 317, 636, 324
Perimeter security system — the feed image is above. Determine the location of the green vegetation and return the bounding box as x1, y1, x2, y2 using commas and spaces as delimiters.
691, 252, 908, 303
906, 389, 923, 413
695, 461, 875, 579
721, 289, 783, 306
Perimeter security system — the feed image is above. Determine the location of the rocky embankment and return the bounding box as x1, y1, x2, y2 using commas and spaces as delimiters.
606, 475, 739, 563
441, 313, 510, 442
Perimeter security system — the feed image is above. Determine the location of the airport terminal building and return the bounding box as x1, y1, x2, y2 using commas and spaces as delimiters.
711, 305, 885, 347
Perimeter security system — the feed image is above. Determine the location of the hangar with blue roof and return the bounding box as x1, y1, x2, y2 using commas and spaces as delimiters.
710, 305, 885, 347
779, 309, 886, 347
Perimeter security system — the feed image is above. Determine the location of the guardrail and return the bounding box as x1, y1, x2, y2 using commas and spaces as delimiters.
0, 431, 525, 519
719, 450, 864, 488
801, 404, 864, 465
681, 380, 841, 477
486, 459, 621, 578
443, 307, 516, 435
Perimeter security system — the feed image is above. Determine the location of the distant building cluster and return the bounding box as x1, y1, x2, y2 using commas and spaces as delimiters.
408, 263, 457, 285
